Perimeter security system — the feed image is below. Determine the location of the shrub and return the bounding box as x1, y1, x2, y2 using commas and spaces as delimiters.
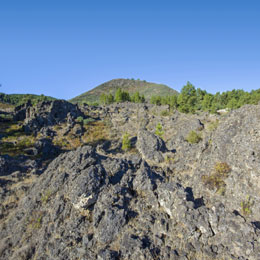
76, 116, 84, 123
207, 120, 219, 131
155, 123, 164, 138
202, 162, 231, 194
241, 196, 253, 215
160, 110, 170, 116
122, 133, 131, 151
83, 118, 95, 125
185, 130, 202, 144
214, 162, 231, 175
164, 155, 175, 164
41, 190, 52, 204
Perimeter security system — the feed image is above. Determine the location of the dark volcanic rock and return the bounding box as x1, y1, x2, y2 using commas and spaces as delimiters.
1, 103, 260, 260
34, 138, 60, 159
1, 142, 259, 260
13, 101, 32, 121
0, 155, 11, 176
0, 155, 38, 177
137, 129, 166, 163
23, 100, 83, 134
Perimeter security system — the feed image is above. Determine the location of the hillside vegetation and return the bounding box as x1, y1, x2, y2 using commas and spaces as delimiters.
151, 82, 260, 113
69, 78, 178, 104
82, 81, 260, 115
0, 93, 56, 106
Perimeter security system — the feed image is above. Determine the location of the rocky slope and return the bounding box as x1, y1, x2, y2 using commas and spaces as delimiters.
0, 101, 260, 259
70, 78, 178, 104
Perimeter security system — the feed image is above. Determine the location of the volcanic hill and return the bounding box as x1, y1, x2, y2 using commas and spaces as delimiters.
70, 78, 178, 104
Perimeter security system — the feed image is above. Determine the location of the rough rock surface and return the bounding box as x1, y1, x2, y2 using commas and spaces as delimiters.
137, 129, 166, 163
1, 102, 260, 259
23, 100, 83, 133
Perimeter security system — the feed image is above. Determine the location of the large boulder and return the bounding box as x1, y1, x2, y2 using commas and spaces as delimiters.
137, 129, 166, 163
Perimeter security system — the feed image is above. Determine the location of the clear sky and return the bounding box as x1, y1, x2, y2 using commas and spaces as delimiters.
0, 0, 259, 99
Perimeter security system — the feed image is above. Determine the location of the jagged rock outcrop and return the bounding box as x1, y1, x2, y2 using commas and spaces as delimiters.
1, 102, 260, 259
23, 100, 83, 134
13, 101, 32, 121
0, 155, 38, 177
1, 144, 259, 259
137, 129, 167, 163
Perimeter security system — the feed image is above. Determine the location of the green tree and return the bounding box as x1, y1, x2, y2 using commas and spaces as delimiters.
131, 92, 145, 103
177, 82, 197, 113
115, 88, 123, 102
150, 95, 162, 105
115, 88, 130, 103
201, 94, 213, 111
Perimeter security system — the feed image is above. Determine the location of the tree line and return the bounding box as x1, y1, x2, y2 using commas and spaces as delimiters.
0, 93, 55, 106
100, 88, 145, 104
100, 83, 260, 113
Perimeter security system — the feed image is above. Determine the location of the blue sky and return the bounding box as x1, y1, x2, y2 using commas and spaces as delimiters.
0, 0, 259, 99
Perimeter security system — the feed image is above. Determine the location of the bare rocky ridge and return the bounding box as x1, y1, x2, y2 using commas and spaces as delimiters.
0, 101, 260, 259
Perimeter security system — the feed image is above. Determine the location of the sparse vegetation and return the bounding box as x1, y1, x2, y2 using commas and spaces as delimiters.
185, 130, 202, 144
202, 162, 231, 193
27, 211, 44, 230
76, 116, 84, 123
0, 121, 36, 156
241, 196, 253, 216
82, 120, 111, 146
41, 190, 52, 204
83, 118, 96, 125
214, 162, 231, 175
122, 133, 131, 151
155, 123, 164, 138
70, 78, 177, 104
207, 120, 219, 131
160, 110, 171, 116
164, 154, 175, 164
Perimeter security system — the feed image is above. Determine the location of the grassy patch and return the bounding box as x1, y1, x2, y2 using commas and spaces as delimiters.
83, 118, 96, 125
160, 110, 171, 117
41, 190, 52, 204
0, 102, 14, 110
185, 130, 202, 144
202, 162, 231, 194
82, 121, 110, 146
207, 120, 219, 131
27, 211, 44, 230
0, 121, 36, 156
241, 196, 253, 216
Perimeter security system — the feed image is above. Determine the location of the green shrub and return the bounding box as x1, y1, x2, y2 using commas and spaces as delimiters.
41, 190, 52, 204
83, 118, 95, 125
155, 123, 164, 138
160, 110, 170, 116
207, 120, 219, 131
241, 196, 253, 215
185, 130, 202, 144
202, 161, 231, 194
214, 162, 231, 175
122, 133, 131, 151
76, 116, 84, 123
